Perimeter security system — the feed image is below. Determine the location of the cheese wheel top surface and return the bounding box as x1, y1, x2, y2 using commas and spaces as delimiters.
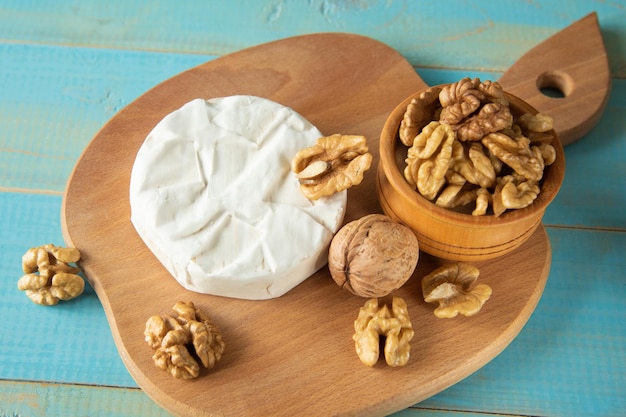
130, 96, 347, 300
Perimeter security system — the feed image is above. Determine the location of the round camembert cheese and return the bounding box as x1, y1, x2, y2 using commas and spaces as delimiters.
130, 96, 347, 300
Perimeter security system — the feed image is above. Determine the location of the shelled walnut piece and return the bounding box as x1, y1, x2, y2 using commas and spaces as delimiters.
145, 301, 225, 380
353, 297, 414, 367
421, 263, 492, 318
402, 77, 557, 216
328, 214, 419, 298
291, 134, 373, 200
399, 86, 442, 146
17, 244, 84, 305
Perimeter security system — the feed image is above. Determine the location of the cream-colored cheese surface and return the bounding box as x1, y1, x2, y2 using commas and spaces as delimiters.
129, 96, 347, 300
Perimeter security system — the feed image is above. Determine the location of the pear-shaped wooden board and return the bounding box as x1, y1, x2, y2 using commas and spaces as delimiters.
62, 22, 605, 416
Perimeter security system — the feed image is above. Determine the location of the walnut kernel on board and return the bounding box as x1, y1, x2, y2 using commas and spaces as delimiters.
353, 297, 414, 367
421, 263, 492, 318
17, 244, 84, 306
145, 301, 225, 379
291, 134, 373, 200
328, 214, 419, 298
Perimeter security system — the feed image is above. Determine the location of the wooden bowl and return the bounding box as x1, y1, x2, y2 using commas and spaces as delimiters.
377, 86, 565, 261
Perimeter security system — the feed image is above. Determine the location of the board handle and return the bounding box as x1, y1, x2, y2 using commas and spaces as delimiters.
498, 13, 611, 146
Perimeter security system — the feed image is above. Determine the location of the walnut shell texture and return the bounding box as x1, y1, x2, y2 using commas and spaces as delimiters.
328, 214, 419, 297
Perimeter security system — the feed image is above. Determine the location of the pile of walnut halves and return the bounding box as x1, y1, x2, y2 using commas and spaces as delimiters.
145, 301, 225, 380
401, 77, 557, 216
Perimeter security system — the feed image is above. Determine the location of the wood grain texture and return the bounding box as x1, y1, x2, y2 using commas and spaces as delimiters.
61, 34, 551, 417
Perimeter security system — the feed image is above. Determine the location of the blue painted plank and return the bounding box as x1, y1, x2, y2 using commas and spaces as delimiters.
0, 191, 136, 387
543, 79, 626, 231
0, 381, 506, 417
0, 43, 210, 193
0, 381, 173, 417
0, 0, 623, 77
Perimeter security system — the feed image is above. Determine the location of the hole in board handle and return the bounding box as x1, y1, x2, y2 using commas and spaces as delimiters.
537, 71, 574, 99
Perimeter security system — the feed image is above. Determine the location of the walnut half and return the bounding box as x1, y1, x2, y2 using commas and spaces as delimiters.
421, 263, 492, 318
353, 297, 414, 367
145, 301, 225, 379
291, 134, 372, 200
17, 244, 84, 305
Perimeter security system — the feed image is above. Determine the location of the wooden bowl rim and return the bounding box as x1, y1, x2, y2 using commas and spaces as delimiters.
378, 85, 566, 227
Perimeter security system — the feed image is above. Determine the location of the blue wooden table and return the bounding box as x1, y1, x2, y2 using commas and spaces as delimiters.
1, 1, 624, 416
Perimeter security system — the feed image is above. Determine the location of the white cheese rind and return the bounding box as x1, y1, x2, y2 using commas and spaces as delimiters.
130, 96, 347, 300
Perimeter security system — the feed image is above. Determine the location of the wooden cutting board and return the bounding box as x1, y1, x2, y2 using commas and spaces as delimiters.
61, 14, 608, 417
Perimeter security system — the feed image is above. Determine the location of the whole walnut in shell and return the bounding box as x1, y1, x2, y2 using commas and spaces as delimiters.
328, 214, 419, 297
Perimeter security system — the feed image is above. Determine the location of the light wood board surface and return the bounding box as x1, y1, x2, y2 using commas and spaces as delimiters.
61, 33, 554, 417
